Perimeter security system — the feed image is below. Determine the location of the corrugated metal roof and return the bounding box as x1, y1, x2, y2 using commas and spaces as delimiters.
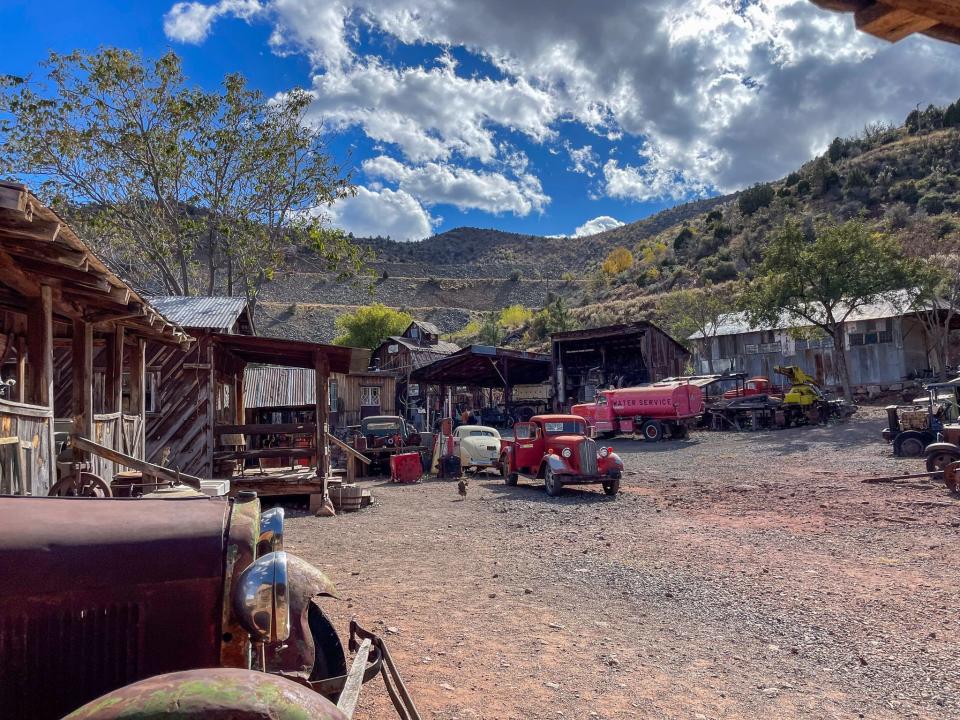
244, 366, 315, 408
688, 290, 927, 339
388, 335, 461, 355
148, 296, 250, 331
411, 320, 441, 335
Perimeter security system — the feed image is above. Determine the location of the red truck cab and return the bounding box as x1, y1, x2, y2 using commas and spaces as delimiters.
499, 414, 624, 497
722, 377, 782, 399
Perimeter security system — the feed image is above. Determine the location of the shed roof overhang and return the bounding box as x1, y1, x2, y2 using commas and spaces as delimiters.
211, 332, 370, 374
0, 182, 191, 347
410, 345, 551, 387
810, 1, 960, 44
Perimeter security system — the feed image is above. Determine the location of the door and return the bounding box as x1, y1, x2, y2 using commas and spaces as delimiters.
360, 385, 381, 419
512, 422, 542, 473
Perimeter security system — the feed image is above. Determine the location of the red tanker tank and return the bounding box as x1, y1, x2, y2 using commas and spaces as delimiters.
572, 381, 704, 441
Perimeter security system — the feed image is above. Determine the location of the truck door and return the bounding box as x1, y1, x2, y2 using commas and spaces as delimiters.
512, 422, 541, 473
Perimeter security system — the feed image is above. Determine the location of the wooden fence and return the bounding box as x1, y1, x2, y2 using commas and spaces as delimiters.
91, 412, 144, 487
0, 398, 54, 495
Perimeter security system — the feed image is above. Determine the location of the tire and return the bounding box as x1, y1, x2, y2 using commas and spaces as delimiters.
640, 419, 663, 442
501, 456, 518, 485
893, 430, 929, 458
926, 449, 960, 473
603, 475, 620, 496
49, 472, 111, 497
544, 466, 562, 496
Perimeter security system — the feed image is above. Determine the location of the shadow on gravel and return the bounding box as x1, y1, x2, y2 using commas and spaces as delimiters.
744, 419, 883, 454
480, 479, 616, 505
607, 437, 701, 454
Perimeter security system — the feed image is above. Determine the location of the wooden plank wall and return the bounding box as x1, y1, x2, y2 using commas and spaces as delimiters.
144, 333, 214, 477
645, 326, 689, 381
334, 372, 396, 427
0, 398, 53, 495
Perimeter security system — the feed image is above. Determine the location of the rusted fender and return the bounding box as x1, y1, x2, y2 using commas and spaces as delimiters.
63, 668, 348, 720
268, 553, 343, 677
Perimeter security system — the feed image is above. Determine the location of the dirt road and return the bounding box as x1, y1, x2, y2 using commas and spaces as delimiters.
286, 410, 960, 719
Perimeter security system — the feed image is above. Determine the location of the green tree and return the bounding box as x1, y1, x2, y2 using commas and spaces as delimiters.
738, 183, 775, 215
526, 297, 575, 342
902, 235, 960, 381
499, 304, 533, 329
333, 304, 413, 349
657, 284, 735, 373
741, 219, 916, 398
0, 48, 367, 310
476, 311, 504, 346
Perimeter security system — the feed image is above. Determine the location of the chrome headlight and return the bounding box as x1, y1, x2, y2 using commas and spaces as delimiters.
599, 446, 609, 458
561, 447, 572, 458
233, 550, 290, 644
257, 507, 284, 556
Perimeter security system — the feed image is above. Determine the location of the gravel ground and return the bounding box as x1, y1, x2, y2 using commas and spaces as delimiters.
286, 407, 960, 720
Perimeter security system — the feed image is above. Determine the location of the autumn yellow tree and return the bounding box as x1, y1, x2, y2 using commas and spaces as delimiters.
601, 246, 634, 274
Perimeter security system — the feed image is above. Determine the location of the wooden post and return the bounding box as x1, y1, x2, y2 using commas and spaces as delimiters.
105, 325, 124, 414
15, 336, 26, 403
129, 338, 146, 458
314, 351, 330, 482
71, 319, 94, 458
40, 286, 55, 492
206, 341, 215, 477
235, 372, 245, 425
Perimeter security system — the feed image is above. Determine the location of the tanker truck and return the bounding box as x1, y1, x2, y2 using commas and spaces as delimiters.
571, 381, 704, 441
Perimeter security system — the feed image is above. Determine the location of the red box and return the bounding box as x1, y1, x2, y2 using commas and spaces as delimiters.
390, 452, 422, 484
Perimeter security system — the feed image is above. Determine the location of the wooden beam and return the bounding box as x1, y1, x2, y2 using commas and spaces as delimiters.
855, 1, 937, 40
129, 338, 146, 454
0, 237, 87, 269
0, 207, 61, 242
885, 0, 960, 27
215, 422, 317, 436
0, 185, 27, 213
0, 248, 41, 297
15, 256, 109, 292
15, 336, 25, 403
71, 318, 94, 457
71, 434, 203, 491
105, 325, 124, 414
39, 285, 55, 490
314, 352, 330, 481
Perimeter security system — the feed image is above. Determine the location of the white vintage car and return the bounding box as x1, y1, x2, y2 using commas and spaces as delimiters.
453, 425, 503, 473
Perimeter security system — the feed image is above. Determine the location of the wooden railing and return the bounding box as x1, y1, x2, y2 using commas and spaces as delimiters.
0, 398, 54, 495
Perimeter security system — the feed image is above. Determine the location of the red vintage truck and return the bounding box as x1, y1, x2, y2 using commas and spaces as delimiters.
571, 381, 704, 440
499, 414, 624, 496
721, 376, 784, 399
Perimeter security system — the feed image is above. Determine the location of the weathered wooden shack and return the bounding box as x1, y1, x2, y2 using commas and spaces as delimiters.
133, 296, 369, 487
0, 182, 192, 495
244, 366, 397, 431
551, 322, 690, 410
371, 320, 459, 422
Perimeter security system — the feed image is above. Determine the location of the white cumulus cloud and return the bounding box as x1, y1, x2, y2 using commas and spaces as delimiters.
362, 155, 549, 216
163, 0, 262, 44
573, 215, 624, 237
328, 186, 436, 241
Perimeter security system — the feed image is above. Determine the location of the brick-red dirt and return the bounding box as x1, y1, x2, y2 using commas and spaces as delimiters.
286, 408, 960, 720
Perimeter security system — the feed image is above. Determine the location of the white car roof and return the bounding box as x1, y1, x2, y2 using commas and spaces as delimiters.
454, 425, 501, 437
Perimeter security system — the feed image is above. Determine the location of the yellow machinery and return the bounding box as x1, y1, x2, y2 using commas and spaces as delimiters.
774, 365, 824, 407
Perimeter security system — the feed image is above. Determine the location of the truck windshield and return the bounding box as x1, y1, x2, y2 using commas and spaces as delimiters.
596, 394, 608, 406
543, 421, 585, 435
364, 421, 401, 435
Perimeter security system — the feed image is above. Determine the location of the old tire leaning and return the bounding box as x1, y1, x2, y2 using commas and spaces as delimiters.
926, 449, 960, 473
640, 420, 663, 442
544, 466, 562, 497
893, 430, 929, 458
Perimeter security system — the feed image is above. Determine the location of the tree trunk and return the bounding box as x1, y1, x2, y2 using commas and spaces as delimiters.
832, 328, 853, 399
705, 338, 714, 374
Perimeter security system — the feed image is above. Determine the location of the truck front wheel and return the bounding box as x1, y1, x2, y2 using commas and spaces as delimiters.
501, 456, 518, 486
544, 466, 562, 496
603, 476, 620, 496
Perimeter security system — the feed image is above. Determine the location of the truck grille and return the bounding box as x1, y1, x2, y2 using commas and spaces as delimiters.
579, 439, 598, 475
1, 602, 142, 720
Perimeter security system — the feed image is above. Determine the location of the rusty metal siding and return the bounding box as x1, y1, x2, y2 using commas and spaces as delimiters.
243, 367, 395, 427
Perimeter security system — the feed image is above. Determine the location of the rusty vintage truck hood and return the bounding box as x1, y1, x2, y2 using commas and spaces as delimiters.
0, 496, 230, 597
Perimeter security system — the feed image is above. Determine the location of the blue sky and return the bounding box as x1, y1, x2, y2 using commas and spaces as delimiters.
3, 1, 960, 241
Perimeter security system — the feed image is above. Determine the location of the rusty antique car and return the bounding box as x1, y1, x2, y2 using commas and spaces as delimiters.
0, 494, 419, 720
499, 414, 624, 497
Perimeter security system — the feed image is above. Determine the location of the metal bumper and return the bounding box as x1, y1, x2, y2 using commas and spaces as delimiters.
556, 471, 620, 486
